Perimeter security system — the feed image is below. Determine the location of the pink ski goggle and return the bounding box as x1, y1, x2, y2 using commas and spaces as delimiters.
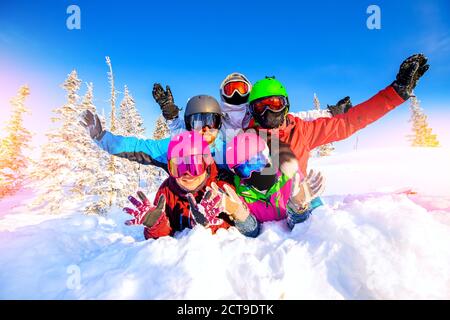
168, 155, 209, 178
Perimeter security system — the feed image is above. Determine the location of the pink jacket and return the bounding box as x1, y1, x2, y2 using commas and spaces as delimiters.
234, 173, 293, 223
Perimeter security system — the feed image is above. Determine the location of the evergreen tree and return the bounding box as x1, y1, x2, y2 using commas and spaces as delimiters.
408, 96, 440, 147
70, 83, 113, 214
103, 56, 124, 207
118, 86, 145, 137
117, 85, 145, 191
102, 57, 137, 208
0, 85, 32, 198
313, 93, 335, 157
313, 93, 320, 111
30, 71, 83, 213
153, 115, 170, 140
143, 115, 170, 193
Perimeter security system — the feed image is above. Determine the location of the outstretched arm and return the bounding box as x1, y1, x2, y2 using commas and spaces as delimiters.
302, 86, 404, 149
153, 83, 185, 135
80, 110, 170, 171
301, 54, 429, 149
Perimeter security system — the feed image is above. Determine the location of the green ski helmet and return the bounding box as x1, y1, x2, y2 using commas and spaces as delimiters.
248, 76, 289, 103
248, 77, 290, 129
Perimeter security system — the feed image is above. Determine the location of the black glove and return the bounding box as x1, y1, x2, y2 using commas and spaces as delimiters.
327, 96, 353, 116
79, 110, 104, 141
391, 54, 429, 100
152, 83, 180, 120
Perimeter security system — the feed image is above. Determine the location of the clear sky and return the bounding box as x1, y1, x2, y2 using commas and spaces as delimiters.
1, 0, 449, 154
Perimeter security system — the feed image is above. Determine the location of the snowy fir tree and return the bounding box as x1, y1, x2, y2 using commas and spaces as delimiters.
408, 96, 440, 148
117, 85, 145, 192
143, 115, 170, 193
29, 71, 84, 213
0, 85, 32, 198
101, 57, 138, 208
118, 86, 145, 138
313, 93, 334, 157
153, 115, 170, 140
313, 93, 320, 111
72, 82, 100, 199
69, 83, 114, 214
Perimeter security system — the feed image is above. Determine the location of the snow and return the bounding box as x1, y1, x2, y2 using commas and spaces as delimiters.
290, 109, 331, 121
1, 147, 450, 299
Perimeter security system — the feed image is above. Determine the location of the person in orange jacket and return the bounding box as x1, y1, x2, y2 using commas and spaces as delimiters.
245, 54, 429, 178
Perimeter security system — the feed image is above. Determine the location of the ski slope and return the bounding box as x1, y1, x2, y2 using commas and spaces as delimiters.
0, 147, 449, 299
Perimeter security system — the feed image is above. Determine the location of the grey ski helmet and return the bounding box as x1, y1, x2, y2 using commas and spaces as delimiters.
184, 95, 222, 130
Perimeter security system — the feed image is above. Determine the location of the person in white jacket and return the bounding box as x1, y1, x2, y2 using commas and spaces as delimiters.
152, 72, 253, 141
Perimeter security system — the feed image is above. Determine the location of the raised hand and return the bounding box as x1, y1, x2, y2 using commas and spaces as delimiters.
289, 170, 325, 211
327, 96, 353, 116
210, 182, 250, 222
152, 83, 180, 120
79, 110, 104, 140
124, 192, 166, 228
187, 193, 209, 226
186, 191, 224, 227
200, 190, 224, 225
392, 54, 429, 100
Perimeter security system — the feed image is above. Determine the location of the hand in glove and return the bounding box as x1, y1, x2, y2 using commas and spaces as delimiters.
79, 110, 104, 141
187, 191, 224, 227
124, 192, 166, 228
209, 182, 250, 222
327, 96, 353, 116
391, 53, 429, 100
152, 83, 180, 120
289, 170, 325, 212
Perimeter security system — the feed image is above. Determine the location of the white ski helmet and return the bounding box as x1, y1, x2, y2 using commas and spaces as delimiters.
220, 72, 252, 105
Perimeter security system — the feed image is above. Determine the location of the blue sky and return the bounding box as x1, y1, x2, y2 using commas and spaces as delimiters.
1, 0, 449, 153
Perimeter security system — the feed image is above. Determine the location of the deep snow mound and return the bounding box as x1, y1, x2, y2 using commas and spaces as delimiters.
309, 147, 450, 197
0, 147, 449, 299
0, 192, 449, 299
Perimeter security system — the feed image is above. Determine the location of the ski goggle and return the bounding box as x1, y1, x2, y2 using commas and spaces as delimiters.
250, 96, 288, 115
222, 81, 250, 98
168, 154, 208, 178
232, 151, 271, 180
186, 113, 222, 131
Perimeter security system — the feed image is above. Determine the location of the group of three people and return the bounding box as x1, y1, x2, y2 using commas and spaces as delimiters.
80, 54, 429, 240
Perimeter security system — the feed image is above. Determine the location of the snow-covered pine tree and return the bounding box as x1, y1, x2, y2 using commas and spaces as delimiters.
69, 82, 112, 214
102, 56, 124, 207
153, 115, 170, 140
0, 85, 32, 198
118, 86, 145, 138
313, 93, 334, 157
117, 85, 145, 191
313, 93, 320, 111
102, 57, 137, 208
143, 115, 170, 193
408, 96, 440, 147
30, 71, 83, 213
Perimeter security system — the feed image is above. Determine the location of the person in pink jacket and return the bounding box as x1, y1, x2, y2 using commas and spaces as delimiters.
203, 132, 325, 230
